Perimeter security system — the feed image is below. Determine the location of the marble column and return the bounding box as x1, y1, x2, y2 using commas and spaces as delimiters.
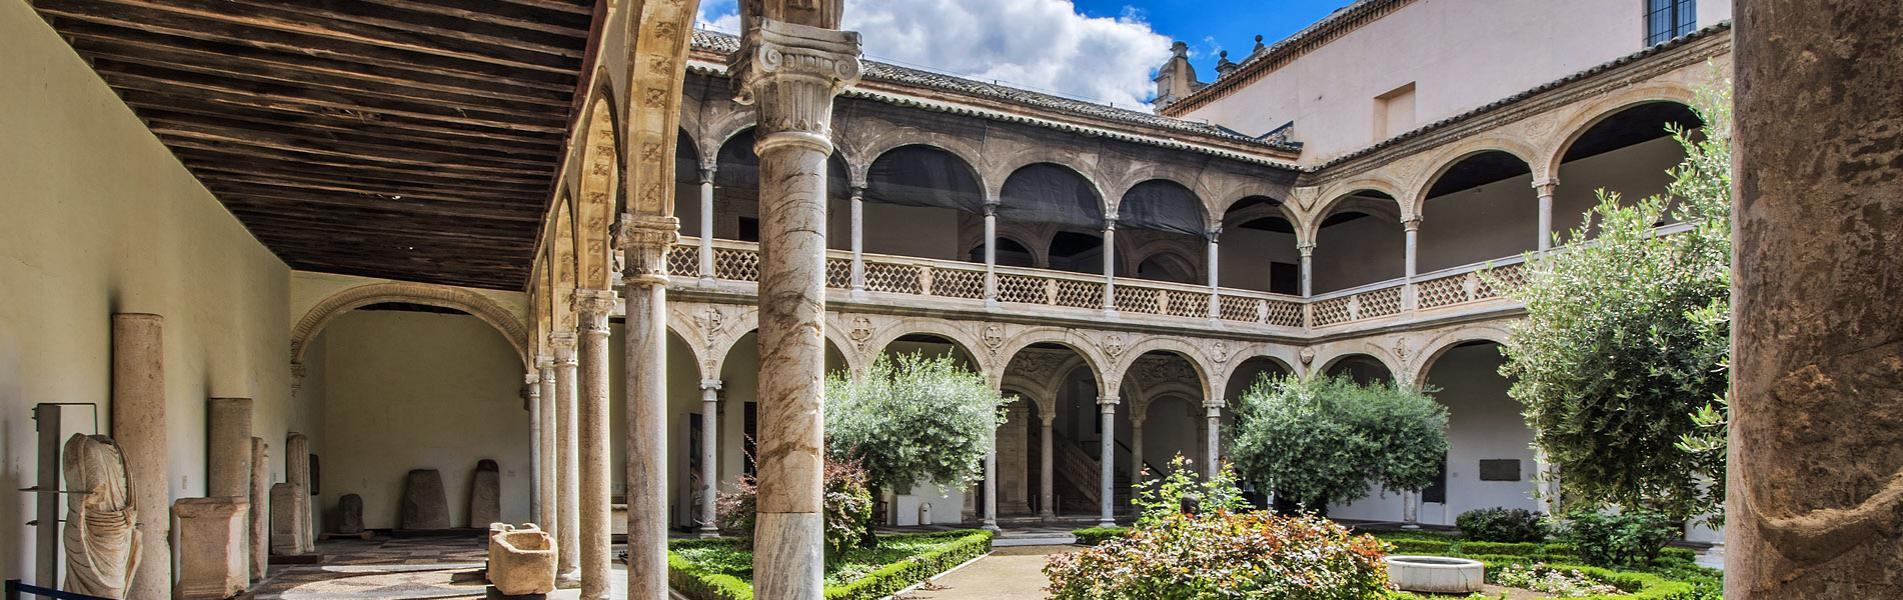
248, 437, 268, 582
1205, 231, 1221, 317
1729, 2, 1903, 595
285, 432, 314, 554
208, 398, 254, 499
1038, 414, 1056, 520
1097, 396, 1117, 528
550, 332, 581, 587
1127, 406, 1145, 484
1101, 221, 1118, 311
981, 448, 1000, 531
112, 313, 171, 600
617, 214, 679, 600
526, 371, 544, 526
1402, 218, 1421, 309
573, 290, 617, 600
983, 201, 999, 304
537, 359, 558, 535
1297, 243, 1315, 297
849, 184, 866, 293
699, 164, 718, 281
1533, 179, 1558, 252
732, 18, 861, 600
699, 379, 723, 537
1401, 490, 1421, 529
1203, 403, 1222, 479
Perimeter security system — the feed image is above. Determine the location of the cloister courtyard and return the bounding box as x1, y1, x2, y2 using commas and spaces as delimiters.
3, 0, 1900, 598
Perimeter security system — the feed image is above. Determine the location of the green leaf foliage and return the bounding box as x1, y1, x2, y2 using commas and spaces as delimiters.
824, 351, 1011, 494
1229, 374, 1449, 509
1456, 507, 1550, 543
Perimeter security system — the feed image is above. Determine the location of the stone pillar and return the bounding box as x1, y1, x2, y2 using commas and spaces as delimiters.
1038, 414, 1055, 520
1128, 407, 1146, 485
550, 332, 581, 587
1101, 221, 1117, 311
1204, 403, 1222, 479
849, 184, 866, 293
699, 164, 718, 281
112, 313, 170, 600
208, 398, 253, 499
1298, 243, 1315, 297
1401, 490, 1421, 529
248, 437, 268, 582
1402, 218, 1421, 309
699, 379, 723, 537
573, 289, 617, 600
285, 432, 313, 554
526, 372, 544, 526
537, 359, 558, 534
1206, 231, 1221, 317
174, 497, 248, 600
1533, 179, 1558, 252
981, 448, 999, 531
623, 216, 679, 599
1097, 396, 1117, 528
983, 201, 999, 304
732, 17, 861, 600
1729, 2, 1903, 596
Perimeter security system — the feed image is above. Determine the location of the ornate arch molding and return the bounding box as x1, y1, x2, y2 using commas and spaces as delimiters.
1538, 83, 1700, 178
1405, 139, 1543, 220
1301, 178, 1408, 245
1312, 339, 1403, 383
863, 319, 990, 373
621, 0, 698, 220
1111, 337, 1214, 403
993, 328, 1108, 392
290, 282, 531, 370
1408, 325, 1513, 386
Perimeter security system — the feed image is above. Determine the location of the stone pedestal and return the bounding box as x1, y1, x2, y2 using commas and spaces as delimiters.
248, 437, 269, 581
1728, 1, 1903, 596
208, 398, 253, 499
112, 313, 171, 600
174, 497, 248, 600
270, 483, 305, 554
471, 459, 502, 527
488, 523, 556, 597
400, 469, 451, 530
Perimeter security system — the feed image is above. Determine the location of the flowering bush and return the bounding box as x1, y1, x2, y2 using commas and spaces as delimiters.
1494, 563, 1623, 597
1044, 511, 1389, 599
715, 456, 873, 562
1130, 455, 1249, 528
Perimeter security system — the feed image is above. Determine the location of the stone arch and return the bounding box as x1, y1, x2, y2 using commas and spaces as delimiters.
985, 153, 1106, 204
1104, 169, 1218, 220
1410, 325, 1513, 385
1303, 179, 1407, 245
1313, 339, 1402, 383
967, 233, 1042, 267
1110, 337, 1213, 402
575, 93, 621, 290
290, 282, 530, 370
1219, 352, 1298, 396
853, 132, 991, 196
702, 111, 758, 168
622, 0, 697, 219
993, 328, 1108, 393
867, 320, 989, 373
1406, 139, 1542, 220
1130, 247, 1200, 284
998, 352, 1085, 415
551, 196, 579, 331
1540, 83, 1699, 178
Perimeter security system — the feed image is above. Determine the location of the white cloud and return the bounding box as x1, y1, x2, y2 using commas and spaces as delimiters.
695, 0, 1172, 109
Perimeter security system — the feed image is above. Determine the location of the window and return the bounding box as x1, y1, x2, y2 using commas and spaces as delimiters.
1645, 0, 1696, 46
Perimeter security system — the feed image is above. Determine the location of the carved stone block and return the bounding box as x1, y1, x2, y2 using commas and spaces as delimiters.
173, 497, 247, 600
470, 460, 501, 527
400, 469, 451, 530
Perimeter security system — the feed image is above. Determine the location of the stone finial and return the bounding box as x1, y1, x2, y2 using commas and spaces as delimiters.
1253, 34, 1267, 54
1215, 50, 1238, 78
1153, 40, 1202, 108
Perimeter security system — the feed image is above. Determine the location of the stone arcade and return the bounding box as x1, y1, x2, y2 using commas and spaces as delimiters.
2, 0, 1899, 598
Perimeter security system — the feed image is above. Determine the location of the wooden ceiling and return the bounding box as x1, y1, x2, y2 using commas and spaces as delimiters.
36, 0, 598, 290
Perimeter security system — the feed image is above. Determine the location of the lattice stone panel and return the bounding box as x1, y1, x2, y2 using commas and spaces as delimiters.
1264, 299, 1304, 328
1476, 263, 1526, 298
931, 268, 986, 299
996, 274, 1049, 304
1164, 289, 1209, 318
667, 245, 698, 277
1113, 285, 1161, 314
825, 258, 852, 289
864, 262, 923, 295
1416, 273, 1471, 308
713, 247, 759, 282
1312, 296, 1353, 327
1217, 295, 1262, 323
1054, 279, 1103, 309
1359, 286, 1402, 318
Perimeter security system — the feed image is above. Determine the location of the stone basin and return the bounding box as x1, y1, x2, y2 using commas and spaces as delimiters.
1385, 555, 1485, 593
487, 524, 556, 596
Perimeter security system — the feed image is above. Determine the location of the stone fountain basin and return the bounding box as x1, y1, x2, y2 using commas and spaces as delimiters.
1385, 555, 1485, 593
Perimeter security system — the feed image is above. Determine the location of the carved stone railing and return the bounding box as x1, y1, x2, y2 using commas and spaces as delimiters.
670, 236, 1527, 334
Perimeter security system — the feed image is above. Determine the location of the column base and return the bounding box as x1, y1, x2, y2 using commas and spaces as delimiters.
981, 522, 1001, 533
1401, 523, 1421, 530
697, 527, 721, 539
1038, 512, 1056, 524
555, 570, 581, 589
1096, 519, 1116, 528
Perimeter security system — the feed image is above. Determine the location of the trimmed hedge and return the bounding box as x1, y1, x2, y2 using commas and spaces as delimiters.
668, 530, 994, 600
1069, 526, 1130, 546
1387, 538, 1455, 554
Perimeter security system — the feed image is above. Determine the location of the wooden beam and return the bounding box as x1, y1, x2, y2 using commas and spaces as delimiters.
178, 156, 549, 196
125, 102, 562, 159
145, 121, 557, 174
203, 179, 545, 217
359, 0, 591, 37
168, 145, 553, 186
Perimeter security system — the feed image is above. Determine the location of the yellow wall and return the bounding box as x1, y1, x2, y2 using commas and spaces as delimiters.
0, 0, 296, 580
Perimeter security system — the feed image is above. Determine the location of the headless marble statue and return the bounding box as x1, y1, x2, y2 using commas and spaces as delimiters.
62, 433, 141, 598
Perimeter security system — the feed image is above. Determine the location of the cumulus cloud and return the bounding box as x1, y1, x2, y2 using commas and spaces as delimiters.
695, 0, 1172, 109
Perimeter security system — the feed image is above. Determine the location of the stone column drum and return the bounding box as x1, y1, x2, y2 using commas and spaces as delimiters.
1097, 397, 1117, 528
550, 333, 581, 586
1728, 1, 1903, 596
699, 379, 723, 538
173, 497, 247, 600
621, 216, 678, 597
286, 432, 314, 553
730, 16, 862, 600
248, 437, 268, 581
111, 313, 170, 600
574, 289, 617, 600
207, 398, 254, 499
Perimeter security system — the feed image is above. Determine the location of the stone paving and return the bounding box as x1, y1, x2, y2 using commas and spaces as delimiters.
898, 545, 1071, 600
244, 536, 492, 599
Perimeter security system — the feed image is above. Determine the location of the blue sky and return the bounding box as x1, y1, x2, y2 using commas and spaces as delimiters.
695, 0, 1356, 109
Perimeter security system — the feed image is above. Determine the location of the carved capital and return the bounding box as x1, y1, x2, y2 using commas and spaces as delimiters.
700, 378, 724, 392
549, 331, 578, 362
525, 372, 541, 386
1403, 217, 1423, 232
731, 19, 862, 150
571, 288, 618, 331
616, 214, 680, 287
1532, 177, 1560, 197
536, 354, 555, 371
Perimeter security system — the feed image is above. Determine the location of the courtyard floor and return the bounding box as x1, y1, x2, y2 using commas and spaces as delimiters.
898, 545, 1070, 600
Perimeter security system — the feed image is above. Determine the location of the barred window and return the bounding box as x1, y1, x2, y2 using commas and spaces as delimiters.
1645, 0, 1697, 46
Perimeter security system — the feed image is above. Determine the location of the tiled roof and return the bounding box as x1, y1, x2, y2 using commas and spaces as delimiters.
690, 29, 1302, 154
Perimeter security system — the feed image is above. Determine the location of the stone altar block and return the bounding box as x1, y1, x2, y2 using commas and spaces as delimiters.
487, 523, 556, 597
174, 497, 247, 600
269, 483, 307, 555
400, 469, 450, 530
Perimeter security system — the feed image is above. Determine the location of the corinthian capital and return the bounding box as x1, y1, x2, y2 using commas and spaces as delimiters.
571, 288, 619, 319
730, 18, 862, 142
617, 214, 680, 286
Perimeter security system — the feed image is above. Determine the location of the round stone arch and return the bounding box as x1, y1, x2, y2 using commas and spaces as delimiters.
1409, 325, 1513, 386
983, 152, 1107, 204
1218, 351, 1300, 396
290, 282, 531, 372
530, 263, 554, 360
1404, 138, 1543, 220
1216, 193, 1299, 233
574, 91, 622, 290
853, 133, 991, 197
865, 319, 990, 374
968, 232, 1045, 267
1110, 337, 1214, 403
991, 328, 1108, 395
1311, 340, 1403, 383
621, 0, 696, 218
1127, 245, 1201, 283
1301, 178, 1407, 246
1103, 169, 1219, 221
1539, 82, 1699, 178
997, 352, 1084, 416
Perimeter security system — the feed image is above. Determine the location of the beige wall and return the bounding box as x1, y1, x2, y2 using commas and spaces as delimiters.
1183, 0, 1731, 163
313, 310, 530, 530
0, 0, 295, 580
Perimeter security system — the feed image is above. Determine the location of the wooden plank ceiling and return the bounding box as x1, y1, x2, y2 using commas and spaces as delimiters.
36, 0, 597, 290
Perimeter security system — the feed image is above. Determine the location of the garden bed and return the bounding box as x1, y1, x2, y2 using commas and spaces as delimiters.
668, 529, 993, 600
1368, 531, 1720, 600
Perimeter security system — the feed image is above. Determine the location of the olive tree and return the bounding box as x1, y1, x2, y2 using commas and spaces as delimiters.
1497, 81, 1731, 521
824, 351, 1010, 519
1229, 374, 1448, 512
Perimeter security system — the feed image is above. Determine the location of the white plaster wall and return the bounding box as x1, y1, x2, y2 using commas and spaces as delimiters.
1313, 216, 1404, 292
1180, 0, 1731, 164
1418, 172, 1539, 273
1217, 228, 1299, 292
0, 2, 297, 580
314, 311, 530, 530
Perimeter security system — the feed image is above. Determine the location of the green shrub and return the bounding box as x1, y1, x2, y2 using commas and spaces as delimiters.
1557, 509, 1680, 568
1456, 507, 1550, 543
1045, 512, 1388, 599
824, 530, 992, 600
1069, 527, 1129, 546
1388, 538, 1455, 554
669, 530, 994, 600
1455, 541, 1542, 556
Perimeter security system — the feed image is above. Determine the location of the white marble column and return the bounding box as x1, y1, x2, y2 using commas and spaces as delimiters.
1401, 490, 1422, 529
113, 314, 171, 600
1038, 414, 1056, 520
550, 332, 581, 587
1097, 395, 1117, 527
849, 184, 866, 293
1101, 220, 1118, 311
1402, 217, 1421, 309
733, 18, 862, 600
1205, 230, 1221, 317
1534, 178, 1558, 251
981, 448, 1000, 531
983, 201, 999, 304
527, 372, 543, 526
700, 164, 718, 280
699, 379, 723, 537
1204, 403, 1223, 479
537, 358, 558, 535
1128, 411, 1146, 485
1298, 243, 1315, 297
573, 289, 617, 600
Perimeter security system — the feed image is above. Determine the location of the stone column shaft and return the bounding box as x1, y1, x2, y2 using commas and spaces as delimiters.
620, 229, 674, 599
113, 314, 171, 600
1129, 417, 1145, 484
551, 333, 581, 586
849, 185, 866, 292
1402, 218, 1421, 309
732, 17, 861, 600
1534, 180, 1557, 252
574, 289, 617, 600
537, 362, 558, 534
248, 437, 268, 582
1097, 397, 1117, 528
1038, 416, 1055, 519
1298, 244, 1314, 297
285, 432, 313, 553
981, 448, 999, 531
1206, 234, 1221, 317
1101, 223, 1117, 310
699, 380, 722, 537
983, 203, 999, 303
700, 166, 718, 280
526, 372, 544, 526
1204, 404, 1223, 479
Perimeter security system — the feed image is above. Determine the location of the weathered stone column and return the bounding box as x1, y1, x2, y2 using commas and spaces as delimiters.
849, 184, 867, 293
249, 437, 269, 581
1533, 178, 1558, 252
1298, 243, 1315, 297
699, 379, 723, 537
731, 17, 861, 600
981, 447, 999, 531
537, 358, 558, 533
573, 289, 617, 600
620, 215, 679, 599
1038, 414, 1055, 520
1402, 217, 1421, 309
1097, 395, 1117, 528
112, 313, 170, 600
983, 201, 999, 305
1203, 403, 1223, 479
285, 432, 314, 553
1101, 220, 1118, 311
1127, 407, 1146, 484
208, 398, 253, 499
1728, 1, 1903, 596
699, 164, 718, 281
526, 371, 544, 526
1205, 230, 1221, 317
550, 332, 581, 587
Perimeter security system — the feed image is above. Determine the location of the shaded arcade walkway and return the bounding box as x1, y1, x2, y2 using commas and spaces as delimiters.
245, 537, 629, 599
